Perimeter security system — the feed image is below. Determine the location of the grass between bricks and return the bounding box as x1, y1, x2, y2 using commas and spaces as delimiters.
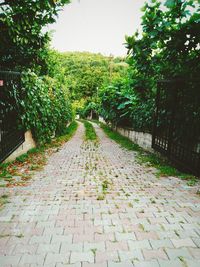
100, 123, 198, 186
82, 120, 98, 141
0, 194, 9, 209
0, 121, 78, 189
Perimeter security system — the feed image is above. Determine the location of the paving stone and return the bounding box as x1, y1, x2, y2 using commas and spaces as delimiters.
43, 264, 57, 267
106, 240, 129, 251
94, 233, 115, 242
128, 240, 151, 250
136, 232, 159, 241
60, 242, 83, 253
37, 243, 60, 254
118, 250, 144, 261
13, 244, 38, 255
142, 248, 168, 260
29, 235, 51, 244
184, 259, 200, 267
171, 238, 197, 248
188, 248, 200, 259
165, 247, 193, 260
192, 238, 200, 248
45, 252, 70, 265
0, 255, 21, 265
96, 251, 119, 263
20, 254, 45, 265
115, 232, 136, 241
150, 239, 174, 249
0, 243, 16, 255
56, 264, 81, 267
108, 260, 134, 267
132, 259, 160, 267
73, 233, 94, 243
70, 252, 94, 264
51, 234, 73, 244
104, 225, 124, 234
174, 229, 199, 239
43, 227, 64, 235
84, 241, 105, 252
82, 263, 107, 267
158, 259, 183, 267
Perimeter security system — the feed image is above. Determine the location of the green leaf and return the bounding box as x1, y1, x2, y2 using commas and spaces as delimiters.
164, 0, 175, 8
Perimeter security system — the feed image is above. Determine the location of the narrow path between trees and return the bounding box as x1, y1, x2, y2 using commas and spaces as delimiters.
0, 122, 200, 267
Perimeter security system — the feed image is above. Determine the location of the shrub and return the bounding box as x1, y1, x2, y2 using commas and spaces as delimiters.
18, 70, 72, 144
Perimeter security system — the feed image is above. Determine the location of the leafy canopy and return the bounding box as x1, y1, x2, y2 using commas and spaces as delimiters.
0, 0, 70, 72
99, 0, 200, 131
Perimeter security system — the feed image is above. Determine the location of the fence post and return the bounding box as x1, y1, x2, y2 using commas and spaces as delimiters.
167, 80, 178, 158
152, 82, 160, 149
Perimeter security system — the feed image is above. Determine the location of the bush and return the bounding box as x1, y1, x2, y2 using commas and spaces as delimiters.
100, 77, 154, 132
18, 70, 72, 144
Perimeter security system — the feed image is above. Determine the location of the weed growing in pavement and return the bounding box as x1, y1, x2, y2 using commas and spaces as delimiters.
196, 190, 200, 196
102, 180, 109, 193
97, 194, 105, 201
96, 179, 111, 201
128, 202, 133, 208
139, 223, 145, 231
0, 194, 9, 208
115, 204, 119, 209
81, 120, 98, 141
91, 248, 97, 256
178, 256, 188, 267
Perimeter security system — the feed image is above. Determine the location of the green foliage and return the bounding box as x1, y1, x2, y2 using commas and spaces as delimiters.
97, 194, 105, 201
79, 100, 100, 119
0, 194, 9, 208
100, 76, 132, 126
83, 121, 97, 141
0, 0, 70, 72
1, 2, 74, 146
126, 0, 200, 80
100, 75, 154, 131
102, 180, 109, 194
99, 0, 199, 132
16, 154, 29, 163
19, 70, 72, 144
57, 52, 111, 100
54, 51, 128, 118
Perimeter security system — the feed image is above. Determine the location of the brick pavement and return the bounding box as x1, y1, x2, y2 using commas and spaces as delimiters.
0, 122, 200, 266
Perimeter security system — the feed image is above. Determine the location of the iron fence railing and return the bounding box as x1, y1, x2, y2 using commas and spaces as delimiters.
0, 71, 24, 163
152, 79, 200, 176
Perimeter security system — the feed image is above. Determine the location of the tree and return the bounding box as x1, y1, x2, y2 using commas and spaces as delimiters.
0, 0, 70, 72
58, 52, 111, 100
99, 0, 200, 131
0, 1, 73, 144
125, 0, 200, 81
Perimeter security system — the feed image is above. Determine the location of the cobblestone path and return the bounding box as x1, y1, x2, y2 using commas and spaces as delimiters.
0, 122, 200, 267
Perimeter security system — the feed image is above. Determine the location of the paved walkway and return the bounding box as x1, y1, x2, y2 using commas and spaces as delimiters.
0, 122, 200, 267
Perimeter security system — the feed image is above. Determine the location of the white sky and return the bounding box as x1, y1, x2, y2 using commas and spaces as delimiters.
48, 0, 147, 56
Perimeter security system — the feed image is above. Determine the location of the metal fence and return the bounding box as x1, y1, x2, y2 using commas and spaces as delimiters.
0, 71, 24, 163
152, 79, 200, 176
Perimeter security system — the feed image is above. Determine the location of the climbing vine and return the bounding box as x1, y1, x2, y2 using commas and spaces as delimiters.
19, 71, 72, 144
